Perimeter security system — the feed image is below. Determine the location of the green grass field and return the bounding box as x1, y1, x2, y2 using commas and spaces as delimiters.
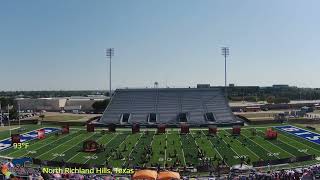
0, 124, 45, 140
43, 115, 85, 121
1, 125, 320, 170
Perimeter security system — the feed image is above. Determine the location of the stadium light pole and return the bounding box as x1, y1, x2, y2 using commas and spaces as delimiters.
0, 102, 3, 127
106, 48, 114, 97
18, 103, 21, 128
8, 104, 11, 137
221, 47, 229, 96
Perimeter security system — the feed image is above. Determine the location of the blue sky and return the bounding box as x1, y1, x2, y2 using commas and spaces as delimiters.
1, 0, 320, 91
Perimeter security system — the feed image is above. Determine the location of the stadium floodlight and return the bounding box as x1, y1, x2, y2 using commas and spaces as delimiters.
221, 47, 229, 95
106, 48, 114, 97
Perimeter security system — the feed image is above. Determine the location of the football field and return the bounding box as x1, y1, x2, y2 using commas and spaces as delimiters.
1, 125, 320, 169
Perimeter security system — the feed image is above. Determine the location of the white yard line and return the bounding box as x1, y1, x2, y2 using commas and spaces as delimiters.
81, 134, 118, 163
200, 130, 224, 161
107, 135, 129, 160
222, 130, 260, 160
8, 131, 78, 157
143, 132, 155, 167
276, 125, 320, 146
63, 133, 101, 162
208, 131, 241, 158
0, 127, 59, 141
218, 135, 241, 157
241, 131, 280, 159
179, 134, 187, 166
122, 133, 144, 166
7, 136, 56, 156
280, 133, 320, 154
128, 133, 144, 157
254, 130, 296, 157
189, 132, 200, 153
51, 133, 96, 161
150, 133, 155, 146
35, 132, 91, 159
279, 138, 311, 155
257, 129, 310, 156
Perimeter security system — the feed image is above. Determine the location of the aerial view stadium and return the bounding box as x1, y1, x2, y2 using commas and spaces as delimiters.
2, 0, 320, 179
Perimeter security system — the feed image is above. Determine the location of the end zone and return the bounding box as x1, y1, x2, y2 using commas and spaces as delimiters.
274, 125, 320, 145
0, 127, 60, 151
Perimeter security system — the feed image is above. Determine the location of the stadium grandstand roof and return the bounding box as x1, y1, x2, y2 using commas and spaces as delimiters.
99, 88, 242, 126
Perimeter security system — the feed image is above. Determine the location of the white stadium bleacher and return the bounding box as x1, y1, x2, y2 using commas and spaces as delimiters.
99, 88, 242, 126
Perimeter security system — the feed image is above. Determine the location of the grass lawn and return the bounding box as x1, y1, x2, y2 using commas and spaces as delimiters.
43, 115, 85, 121
240, 112, 278, 118
0, 124, 45, 140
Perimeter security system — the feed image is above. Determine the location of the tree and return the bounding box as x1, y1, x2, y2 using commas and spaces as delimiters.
266, 96, 275, 104
39, 114, 45, 125
92, 99, 110, 113
9, 107, 18, 120
274, 97, 290, 104
244, 96, 258, 102
0, 98, 17, 120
